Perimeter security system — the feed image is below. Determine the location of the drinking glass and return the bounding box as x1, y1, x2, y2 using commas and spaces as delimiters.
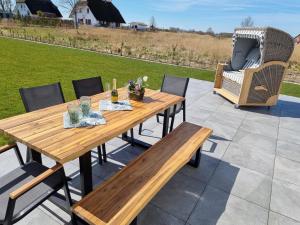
105, 83, 111, 100
68, 103, 80, 124
80, 96, 91, 117
123, 83, 129, 101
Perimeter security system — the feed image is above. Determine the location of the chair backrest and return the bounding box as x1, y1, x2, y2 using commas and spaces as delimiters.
231, 27, 294, 71
161, 75, 189, 97
242, 48, 261, 70
161, 75, 189, 113
19, 83, 65, 112
72, 76, 104, 99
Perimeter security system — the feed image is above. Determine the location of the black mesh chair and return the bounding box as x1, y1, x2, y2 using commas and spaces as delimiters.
138, 75, 189, 135
72, 77, 107, 164
0, 144, 72, 225
19, 83, 65, 163
19, 83, 65, 112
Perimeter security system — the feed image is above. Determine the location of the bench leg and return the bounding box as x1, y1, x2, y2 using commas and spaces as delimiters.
130, 217, 138, 225
188, 147, 202, 168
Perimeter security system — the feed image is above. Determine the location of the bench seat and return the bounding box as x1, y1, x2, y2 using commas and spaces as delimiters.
73, 122, 212, 225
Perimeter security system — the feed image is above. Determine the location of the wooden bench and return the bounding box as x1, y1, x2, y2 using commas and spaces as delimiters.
72, 122, 212, 225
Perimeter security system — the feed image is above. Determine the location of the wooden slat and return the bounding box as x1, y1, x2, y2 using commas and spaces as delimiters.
73, 122, 212, 225
0, 89, 184, 164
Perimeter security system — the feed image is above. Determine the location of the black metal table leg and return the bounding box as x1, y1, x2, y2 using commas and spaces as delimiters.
122, 131, 152, 149
162, 108, 170, 137
79, 151, 93, 196
14, 145, 24, 166
102, 144, 107, 162
30, 148, 42, 164
188, 147, 202, 168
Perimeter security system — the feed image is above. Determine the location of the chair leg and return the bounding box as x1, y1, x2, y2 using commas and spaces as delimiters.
156, 115, 160, 123
183, 101, 186, 122
102, 144, 107, 162
62, 170, 73, 212
130, 128, 135, 146
97, 146, 103, 165
138, 123, 143, 135
14, 145, 24, 166
169, 116, 175, 132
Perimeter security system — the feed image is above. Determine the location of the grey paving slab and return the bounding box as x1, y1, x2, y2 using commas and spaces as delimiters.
15, 208, 61, 225
239, 119, 279, 139
223, 143, 275, 176
278, 127, 300, 145
180, 153, 220, 183
268, 211, 300, 225
209, 161, 272, 209
151, 173, 206, 221
201, 135, 231, 159
271, 179, 300, 222
188, 186, 269, 225
232, 130, 277, 155
277, 140, 300, 162
274, 156, 300, 186
280, 115, 300, 132
203, 120, 237, 140
139, 204, 185, 225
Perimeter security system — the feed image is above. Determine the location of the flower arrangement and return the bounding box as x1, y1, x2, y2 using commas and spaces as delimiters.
128, 76, 149, 101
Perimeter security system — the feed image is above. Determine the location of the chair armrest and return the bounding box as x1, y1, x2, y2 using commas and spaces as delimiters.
0, 143, 17, 154
244, 61, 288, 74
9, 163, 63, 200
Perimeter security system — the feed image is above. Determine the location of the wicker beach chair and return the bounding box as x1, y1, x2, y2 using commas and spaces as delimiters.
214, 27, 294, 107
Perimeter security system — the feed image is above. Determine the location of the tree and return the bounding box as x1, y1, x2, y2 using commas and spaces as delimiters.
0, 0, 13, 13
241, 16, 254, 27
149, 16, 156, 30
206, 27, 214, 35
60, 0, 79, 29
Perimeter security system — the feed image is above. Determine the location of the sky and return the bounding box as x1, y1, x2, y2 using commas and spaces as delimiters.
54, 0, 300, 36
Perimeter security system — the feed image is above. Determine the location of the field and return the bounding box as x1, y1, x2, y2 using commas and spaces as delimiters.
0, 35, 300, 145
1, 22, 300, 82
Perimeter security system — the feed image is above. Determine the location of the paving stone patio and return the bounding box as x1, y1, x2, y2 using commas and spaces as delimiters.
2, 79, 300, 225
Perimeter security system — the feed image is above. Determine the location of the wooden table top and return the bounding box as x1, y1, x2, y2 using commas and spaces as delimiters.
0, 89, 184, 164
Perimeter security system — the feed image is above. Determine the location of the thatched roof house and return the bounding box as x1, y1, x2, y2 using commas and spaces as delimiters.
70, 0, 125, 27
14, 0, 62, 18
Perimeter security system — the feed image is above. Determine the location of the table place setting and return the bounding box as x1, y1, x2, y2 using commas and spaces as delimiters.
64, 96, 106, 128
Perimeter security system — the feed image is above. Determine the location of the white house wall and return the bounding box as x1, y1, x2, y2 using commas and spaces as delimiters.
14, 3, 31, 17
75, 6, 98, 26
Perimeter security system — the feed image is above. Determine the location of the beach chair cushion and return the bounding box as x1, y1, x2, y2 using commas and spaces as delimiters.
242, 48, 261, 69
223, 71, 244, 84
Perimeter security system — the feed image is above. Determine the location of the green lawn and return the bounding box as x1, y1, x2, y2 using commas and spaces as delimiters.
0, 37, 300, 145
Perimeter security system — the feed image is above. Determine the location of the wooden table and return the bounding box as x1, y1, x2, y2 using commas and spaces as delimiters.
0, 88, 184, 196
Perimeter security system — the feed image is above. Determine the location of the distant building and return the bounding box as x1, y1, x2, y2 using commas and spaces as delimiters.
70, 0, 125, 27
295, 34, 300, 44
14, 0, 62, 18
129, 22, 148, 31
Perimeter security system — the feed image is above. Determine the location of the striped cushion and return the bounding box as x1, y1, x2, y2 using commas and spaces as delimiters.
242, 48, 260, 69
223, 71, 244, 84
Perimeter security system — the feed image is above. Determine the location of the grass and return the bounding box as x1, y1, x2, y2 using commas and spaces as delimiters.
0, 37, 300, 144
0, 37, 213, 145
